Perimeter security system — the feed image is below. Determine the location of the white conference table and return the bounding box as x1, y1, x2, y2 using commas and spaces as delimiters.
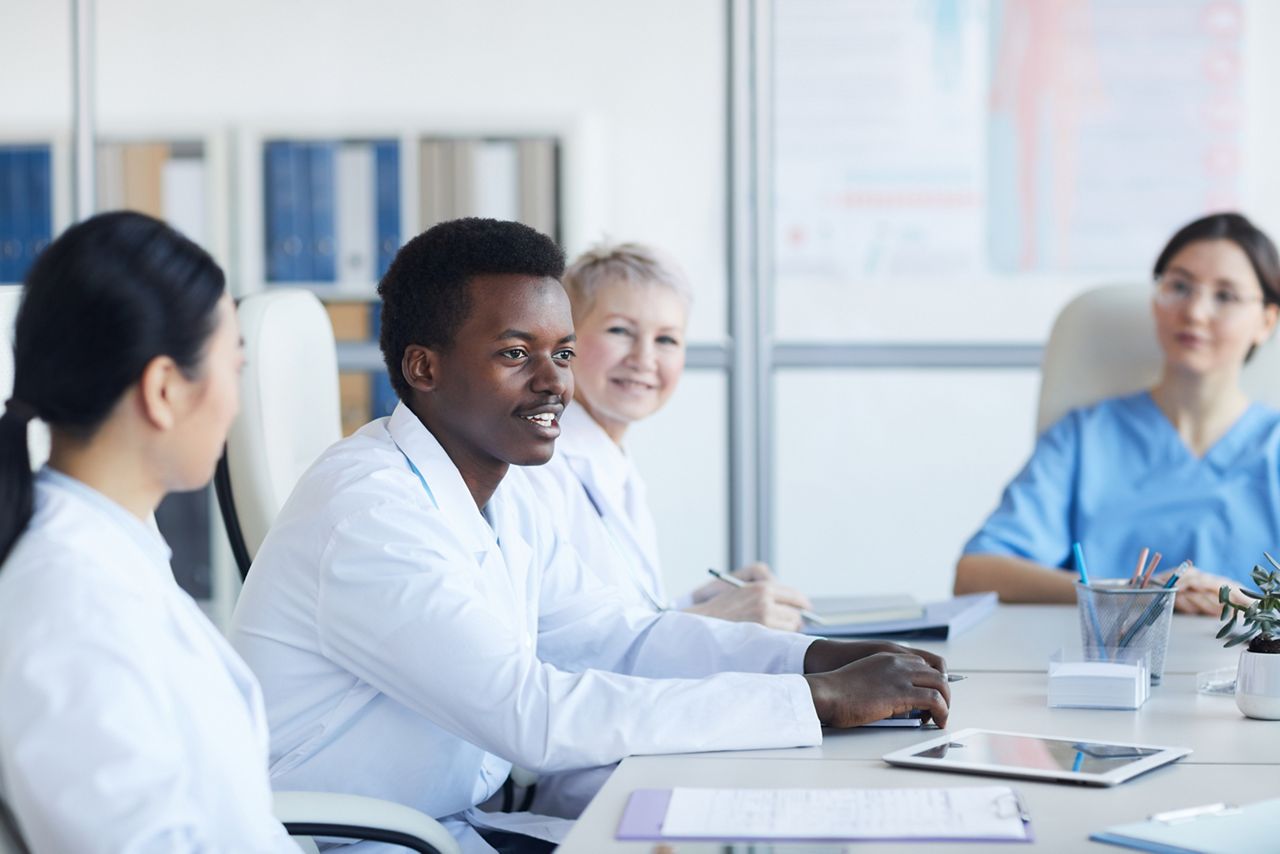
558, 604, 1263, 853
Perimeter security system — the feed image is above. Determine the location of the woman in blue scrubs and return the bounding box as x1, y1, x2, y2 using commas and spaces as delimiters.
955, 213, 1280, 614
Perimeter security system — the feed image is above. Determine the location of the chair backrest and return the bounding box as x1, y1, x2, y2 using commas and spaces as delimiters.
0, 797, 30, 854
0, 285, 49, 468
218, 289, 343, 577
1036, 283, 1280, 435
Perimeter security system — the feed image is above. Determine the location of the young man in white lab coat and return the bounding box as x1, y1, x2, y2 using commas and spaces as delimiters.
230, 217, 951, 853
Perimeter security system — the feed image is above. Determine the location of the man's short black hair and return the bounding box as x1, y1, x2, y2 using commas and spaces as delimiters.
377, 217, 566, 402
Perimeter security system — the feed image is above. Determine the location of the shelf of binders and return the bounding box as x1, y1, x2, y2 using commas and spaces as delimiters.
254, 134, 560, 299
95, 132, 232, 270
243, 130, 562, 434
94, 131, 233, 608
0, 136, 71, 285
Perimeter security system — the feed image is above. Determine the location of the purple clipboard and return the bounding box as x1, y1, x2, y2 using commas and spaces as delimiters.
616, 788, 1035, 843
616, 789, 673, 840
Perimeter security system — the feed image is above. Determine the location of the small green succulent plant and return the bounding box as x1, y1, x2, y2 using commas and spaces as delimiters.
1217, 552, 1280, 654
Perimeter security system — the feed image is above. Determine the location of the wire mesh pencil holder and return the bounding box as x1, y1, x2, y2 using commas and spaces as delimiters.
1076, 581, 1177, 685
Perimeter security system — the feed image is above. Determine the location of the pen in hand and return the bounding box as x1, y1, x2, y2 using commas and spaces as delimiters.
706, 567, 827, 625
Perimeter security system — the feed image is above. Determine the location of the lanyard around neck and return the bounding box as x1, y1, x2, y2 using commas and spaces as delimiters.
578, 479, 668, 613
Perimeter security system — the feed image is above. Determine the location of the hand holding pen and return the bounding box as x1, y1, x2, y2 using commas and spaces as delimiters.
692, 568, 816, 631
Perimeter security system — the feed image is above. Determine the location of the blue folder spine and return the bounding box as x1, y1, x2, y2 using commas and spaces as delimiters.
0, 149, 16, 282
374, 140, 400, 280
0, 145, 53, 283
307, 142, 337, 283
369, 302, 397, 418
27, 147, 52, 266
264, 142, 302, 282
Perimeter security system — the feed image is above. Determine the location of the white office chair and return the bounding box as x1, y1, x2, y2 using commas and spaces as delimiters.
1036, 283, 1280, 435
0, 797, 28, 854
0, 789, 458, 854
210, 289, 462, 853
215, 288, 344, 578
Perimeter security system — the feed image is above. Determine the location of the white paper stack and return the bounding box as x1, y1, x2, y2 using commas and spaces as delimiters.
1048, 660, 1148, 709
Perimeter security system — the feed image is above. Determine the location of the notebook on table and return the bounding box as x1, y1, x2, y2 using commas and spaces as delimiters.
808, 593, 924, 625
804, 591, 997, 639
1091, 798, 1280, 853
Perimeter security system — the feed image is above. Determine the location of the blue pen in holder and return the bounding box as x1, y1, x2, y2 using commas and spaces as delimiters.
1075, 581, 1178, 685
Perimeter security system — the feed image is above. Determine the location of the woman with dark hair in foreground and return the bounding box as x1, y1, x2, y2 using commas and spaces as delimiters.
0, 212, 297, 852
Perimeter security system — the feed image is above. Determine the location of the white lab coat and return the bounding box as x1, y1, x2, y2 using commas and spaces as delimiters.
0, 469, 297, 854
521, 404, 675, 611
231, 403, 820, 853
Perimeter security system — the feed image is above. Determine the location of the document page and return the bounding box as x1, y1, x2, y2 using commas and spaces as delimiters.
660, 786, 1028, 840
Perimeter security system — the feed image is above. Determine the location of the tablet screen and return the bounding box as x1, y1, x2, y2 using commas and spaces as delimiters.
910, 731, 1162, 774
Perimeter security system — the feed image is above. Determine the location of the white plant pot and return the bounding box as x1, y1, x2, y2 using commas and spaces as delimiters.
1235, 649, 1280, 720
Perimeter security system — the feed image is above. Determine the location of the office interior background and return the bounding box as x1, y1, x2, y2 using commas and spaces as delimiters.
4, 0, 1278, 622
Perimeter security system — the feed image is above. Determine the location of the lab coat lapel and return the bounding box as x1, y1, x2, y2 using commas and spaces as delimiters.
558, 407, 664, 600
485, 485, 538, 638
386, 402, 495, 565
386, 404, 531, 625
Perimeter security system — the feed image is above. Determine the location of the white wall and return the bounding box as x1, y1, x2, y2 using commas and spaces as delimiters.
1, 0, 729, 342
775, 368, 1041, 600
0, 0, 730, 590
10, 1, 1280, 605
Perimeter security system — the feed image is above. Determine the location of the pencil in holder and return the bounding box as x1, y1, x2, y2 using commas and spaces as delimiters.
1075, 581, 1177, 685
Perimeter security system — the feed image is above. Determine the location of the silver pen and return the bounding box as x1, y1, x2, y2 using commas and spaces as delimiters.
706, 567, 827, 625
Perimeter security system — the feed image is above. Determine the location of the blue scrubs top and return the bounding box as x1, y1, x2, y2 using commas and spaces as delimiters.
963, 391, 1280, 585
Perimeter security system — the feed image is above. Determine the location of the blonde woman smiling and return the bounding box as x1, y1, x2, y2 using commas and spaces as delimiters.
525, 241, 812, 630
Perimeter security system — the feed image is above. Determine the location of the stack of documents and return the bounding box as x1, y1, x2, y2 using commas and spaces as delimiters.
809, 594, 923, 625
617, 786, 1033, 843
1048, 660, 1148, 709
805, 592, 997, 639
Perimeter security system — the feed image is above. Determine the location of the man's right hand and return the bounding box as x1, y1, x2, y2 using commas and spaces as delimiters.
803, 651, 951, 728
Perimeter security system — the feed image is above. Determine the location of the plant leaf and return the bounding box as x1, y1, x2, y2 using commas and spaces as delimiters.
1216, 616, 1237, 639
1226, 628, 1259, 648
1242, 588, 1264, 600
1265, 551, 1280, 573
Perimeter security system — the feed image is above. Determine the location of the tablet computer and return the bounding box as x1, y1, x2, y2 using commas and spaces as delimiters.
883, 728, 1190, 787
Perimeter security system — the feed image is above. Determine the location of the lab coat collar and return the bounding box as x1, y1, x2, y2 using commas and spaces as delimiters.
38, 467, 173, 575
386, 402, 499, 562
557, 404, 630, 505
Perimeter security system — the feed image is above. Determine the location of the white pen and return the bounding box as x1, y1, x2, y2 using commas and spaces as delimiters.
706, 567, 827, 625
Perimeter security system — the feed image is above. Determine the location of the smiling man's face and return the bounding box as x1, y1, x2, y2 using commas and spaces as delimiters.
419, 273, 576, 474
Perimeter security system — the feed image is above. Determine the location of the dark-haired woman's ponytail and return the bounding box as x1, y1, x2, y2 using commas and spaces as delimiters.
0, 402, 36, 565
0, 210, 226, 570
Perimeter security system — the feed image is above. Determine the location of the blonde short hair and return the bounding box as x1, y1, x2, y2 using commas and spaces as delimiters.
562, 240, 693, 321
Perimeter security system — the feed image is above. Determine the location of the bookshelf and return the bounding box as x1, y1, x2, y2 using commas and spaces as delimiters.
234, 124, 568, 435
0, 132, 71, 286
94, 130, 232, 270
93, 129, 236, 620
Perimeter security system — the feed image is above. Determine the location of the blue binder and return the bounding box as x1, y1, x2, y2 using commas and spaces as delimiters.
264, 142, 303, 282
369, 302, 397, 417
0, 149, 17, 282
0, 146, 52, 283
373, 141, 400, 279
26, 147, 52, 266
306, 142, 337, 282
